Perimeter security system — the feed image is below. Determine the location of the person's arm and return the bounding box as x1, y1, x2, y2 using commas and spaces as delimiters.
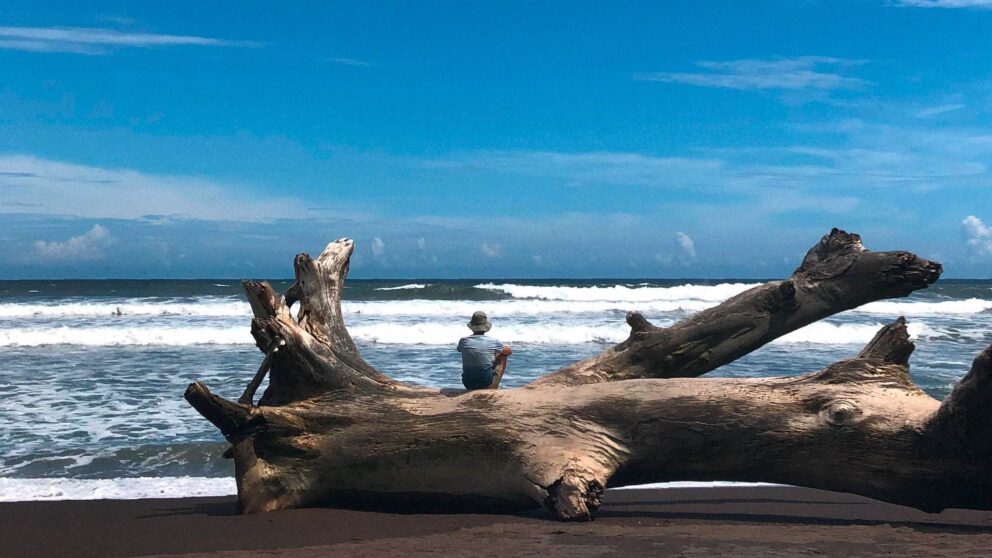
499, 345, 512, 356
457, 338, 465, 352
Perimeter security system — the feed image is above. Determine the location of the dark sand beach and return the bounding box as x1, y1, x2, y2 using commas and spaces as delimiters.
4, 486, 992, 557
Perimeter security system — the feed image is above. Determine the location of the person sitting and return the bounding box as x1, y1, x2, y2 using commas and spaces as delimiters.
457, 311, 512, 390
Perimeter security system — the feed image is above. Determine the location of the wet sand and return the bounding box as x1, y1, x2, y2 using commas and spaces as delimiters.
4, 486, 992, 557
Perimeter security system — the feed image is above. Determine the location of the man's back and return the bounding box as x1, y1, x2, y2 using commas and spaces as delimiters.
457, 334, 504, 389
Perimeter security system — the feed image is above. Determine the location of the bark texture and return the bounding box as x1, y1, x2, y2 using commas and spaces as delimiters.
184, 230, 992, 520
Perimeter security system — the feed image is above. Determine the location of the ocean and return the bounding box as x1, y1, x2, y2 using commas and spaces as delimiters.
1, 278, 990, 501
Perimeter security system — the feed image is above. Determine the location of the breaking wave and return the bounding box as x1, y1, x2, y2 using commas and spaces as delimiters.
0, 326, 251, 346
475, 282, 760, 302
854, 298, 992, 316
349, 322, 632, 345
1, 291, 989, 320
0, 299, 250, 318
0, 477, 236, 501
0, 320, 943, 347
775, 321, 934, 345
373, 283, 429, 291
346, 299, 716, 316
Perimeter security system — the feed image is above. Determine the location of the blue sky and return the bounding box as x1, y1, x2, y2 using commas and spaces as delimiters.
1, 1, 992, 279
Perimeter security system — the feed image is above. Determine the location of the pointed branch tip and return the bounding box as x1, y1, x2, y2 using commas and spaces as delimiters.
626, 311, 656, 334
858, 317, 915, 366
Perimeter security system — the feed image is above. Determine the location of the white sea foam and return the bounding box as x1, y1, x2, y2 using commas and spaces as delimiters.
0, 325, 251, 346
0, 298, 692, 320
345, 299, 717, 316
854, 298, 992, 316
2, 291, 988, 320
0, 477, 236, 501
475, 282, 760, 302
0, 300, 250, 318
0, 298, 716, 320
320, 295, 986, 318
349, 322, 634, 345
354, 320, 938, 346
774, 321, 933, 345
0, 477, 779, 501
477, 283, 992, 315
373, 283, 429, 291
0, 322, 629, 347
355, 296, 992, 318
0, 320, 943, 347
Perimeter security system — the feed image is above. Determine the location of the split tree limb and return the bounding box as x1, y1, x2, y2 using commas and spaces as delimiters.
240, 240, 398, 406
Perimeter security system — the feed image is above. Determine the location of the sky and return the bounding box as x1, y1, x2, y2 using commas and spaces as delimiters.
1, 1, 992, 279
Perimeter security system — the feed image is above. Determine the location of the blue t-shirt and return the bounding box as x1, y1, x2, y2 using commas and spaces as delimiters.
457, 334, 504, 389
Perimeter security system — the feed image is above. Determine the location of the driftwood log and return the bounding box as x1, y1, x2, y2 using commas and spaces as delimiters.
184, 229, 992, 520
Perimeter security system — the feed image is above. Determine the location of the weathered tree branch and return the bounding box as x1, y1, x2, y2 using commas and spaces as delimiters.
532, 228, 941, 387
185, 381, 253, 438
182, 230, 992, 521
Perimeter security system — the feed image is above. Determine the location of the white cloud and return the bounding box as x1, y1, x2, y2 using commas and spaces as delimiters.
0, 155, 308, 222
423, 149, 874, 220
419, 127, 992, 234
480, 243, 503, 258
915, 104, 966, 118
428, 144, 974, 195
426, 144, 963, 197
417, 237, 426, 250
714, 121, 992, 190
635, 57, 868, 91
963, 215, 992, 256
675, 232, 696, 260
371, 237, 385, 257
0, 26, 253, 55
424, 150, 724, 187
34, 224, 114, 261
895, 0, 992, 8
326, 57, 370, 67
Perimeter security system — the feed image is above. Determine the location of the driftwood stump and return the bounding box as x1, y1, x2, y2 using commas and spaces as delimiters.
184, 229, 992, 520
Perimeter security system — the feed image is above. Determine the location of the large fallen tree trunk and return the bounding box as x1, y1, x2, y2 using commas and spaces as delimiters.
184, 230, 992, 520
